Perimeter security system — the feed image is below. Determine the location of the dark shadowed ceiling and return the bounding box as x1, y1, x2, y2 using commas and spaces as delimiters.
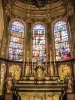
3, 0, 59, 7
2, 0, 75, 9
18, 0, 59, 7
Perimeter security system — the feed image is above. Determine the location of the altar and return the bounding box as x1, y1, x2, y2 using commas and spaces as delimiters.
14, 84, 67, 100
13, 61, 67, 100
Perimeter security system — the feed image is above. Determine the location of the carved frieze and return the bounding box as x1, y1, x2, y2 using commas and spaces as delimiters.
5, 1, 66, 22
19, 92, 61, 100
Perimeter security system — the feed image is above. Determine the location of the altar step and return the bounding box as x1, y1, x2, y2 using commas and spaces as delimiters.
14, 76, 66, 92
20, 75, 60, 80
17, 76, 64, 85
17, 80, 64, 84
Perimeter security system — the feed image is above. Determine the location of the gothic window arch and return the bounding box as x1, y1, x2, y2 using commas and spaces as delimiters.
32, 24, 46, 62
54, 21, 71, 60
8, 21, 24, 61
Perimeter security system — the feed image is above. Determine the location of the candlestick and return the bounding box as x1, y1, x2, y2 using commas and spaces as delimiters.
24, 57, 25, 62
27, 57, 29, 64
23, 57, 25, 76
32, 60, 34, 75
54, 57, 55, 65
50, 50, 51, 65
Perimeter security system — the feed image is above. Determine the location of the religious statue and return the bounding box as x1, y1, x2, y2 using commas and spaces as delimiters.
49, 65, 54, 76
35, 61, 45, 80
58, 65, 71, 80
25, 64, 31, 76
5, 73, 14, 93
9, 65, 21, 80
67, 77, 73, 93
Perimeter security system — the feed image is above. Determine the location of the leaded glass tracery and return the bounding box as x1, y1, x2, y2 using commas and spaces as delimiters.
8, 21, 24, 61
54, 21, 71, 60
32, 24, 46, 62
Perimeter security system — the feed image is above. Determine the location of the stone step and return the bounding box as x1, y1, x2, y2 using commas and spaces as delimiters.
17, 80, 64, 84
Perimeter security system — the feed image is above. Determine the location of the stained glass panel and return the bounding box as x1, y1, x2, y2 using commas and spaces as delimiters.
8, 21, 24, 61
11, 21, 24, 34
54, 21, 71, 60
32, 24, 46, 62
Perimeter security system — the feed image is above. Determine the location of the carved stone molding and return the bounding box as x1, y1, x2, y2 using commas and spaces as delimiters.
65, 3, 73, 17
5, 1, 65, 22
5, 4, 14, 17
19, 92, 61, 100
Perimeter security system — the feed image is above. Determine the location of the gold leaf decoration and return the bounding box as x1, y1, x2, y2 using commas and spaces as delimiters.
9, 65, 21, 80
0, 63, 6, 95
19, 92, 61, 100
58, 65, 71, 80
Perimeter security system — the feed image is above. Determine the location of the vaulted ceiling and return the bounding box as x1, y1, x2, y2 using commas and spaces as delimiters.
2, 0, 74, 23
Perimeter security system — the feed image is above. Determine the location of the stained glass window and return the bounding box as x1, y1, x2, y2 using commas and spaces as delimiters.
54, 21, 71, 60
8, 21, 24, 61
32, 24, 46, 62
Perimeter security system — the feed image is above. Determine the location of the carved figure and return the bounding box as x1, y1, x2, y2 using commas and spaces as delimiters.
67, 78, 73, 93
5, 73, 13, 93
9, 65, 21, 80
58, 65, 71, 80
25, 64, 31, 76
35, 64, 45, 80
49, 65, 54, 76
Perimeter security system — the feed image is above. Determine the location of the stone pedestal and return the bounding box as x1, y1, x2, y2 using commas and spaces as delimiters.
5, 93, 13, 100
67, 94, 75, 100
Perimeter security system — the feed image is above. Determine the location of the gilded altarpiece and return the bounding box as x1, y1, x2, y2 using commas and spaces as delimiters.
4, 64, 21, 94
9, 64, 21, 80
19, 92, 61, 100
58, 64, 71, 80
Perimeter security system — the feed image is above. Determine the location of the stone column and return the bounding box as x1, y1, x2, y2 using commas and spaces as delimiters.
25, 22, 32, 75
0, 0, 4, 56
46, 22, 53, 60
46, 20, 55, 76
26, 22, 32, 61
68, 14, 75, 57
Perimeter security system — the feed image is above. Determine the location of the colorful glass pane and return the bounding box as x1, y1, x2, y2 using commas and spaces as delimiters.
11, 21, 24, 34
32, 24, 46, 62
54, 21, 71, 60
9, 21, 24, 61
